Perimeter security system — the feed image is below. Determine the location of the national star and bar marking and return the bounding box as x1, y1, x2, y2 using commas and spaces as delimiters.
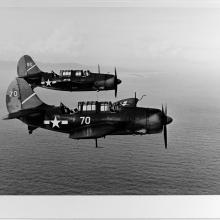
41, 78, 57, 86
45, 79, 52, 86
44, 116, 68, 128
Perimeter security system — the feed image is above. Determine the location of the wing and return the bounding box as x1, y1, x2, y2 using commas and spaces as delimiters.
69, 122, 119, 139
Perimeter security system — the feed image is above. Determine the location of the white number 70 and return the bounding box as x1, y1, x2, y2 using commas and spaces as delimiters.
9, 90, 18, 97
80, 116, 91, 125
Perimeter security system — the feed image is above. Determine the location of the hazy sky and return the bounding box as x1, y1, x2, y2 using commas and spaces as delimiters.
1, 1, 220, 115
1, 1, 220, 71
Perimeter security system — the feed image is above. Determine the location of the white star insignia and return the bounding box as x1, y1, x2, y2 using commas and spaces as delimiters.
45, 79, 51, 86
51, 116, 60, 128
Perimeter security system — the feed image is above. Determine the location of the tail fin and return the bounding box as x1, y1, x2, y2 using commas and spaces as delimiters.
6, 78, 43, 114
17, 55, 41, 78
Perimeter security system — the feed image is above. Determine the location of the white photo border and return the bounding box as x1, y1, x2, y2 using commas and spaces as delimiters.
0, 0, 220, 218
0, 196, 220, 218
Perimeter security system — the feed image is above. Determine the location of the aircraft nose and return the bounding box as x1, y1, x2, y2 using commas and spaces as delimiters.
166, 116, 173, 125
117, 79, 122, 84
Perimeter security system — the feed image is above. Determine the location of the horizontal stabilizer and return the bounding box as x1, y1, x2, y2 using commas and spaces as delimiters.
3, 107, 44, 120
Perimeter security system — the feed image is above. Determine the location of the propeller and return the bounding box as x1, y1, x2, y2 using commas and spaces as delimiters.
114, 67, 118, 97
162, 104, 168, 149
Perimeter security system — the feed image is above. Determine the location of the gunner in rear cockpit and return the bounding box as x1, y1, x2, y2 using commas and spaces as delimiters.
60, 102, 71, 114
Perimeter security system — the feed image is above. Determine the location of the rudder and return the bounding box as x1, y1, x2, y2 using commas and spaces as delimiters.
17, 55, 41, 78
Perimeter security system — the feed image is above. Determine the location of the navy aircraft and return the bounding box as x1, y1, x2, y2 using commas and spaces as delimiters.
17, 55, 122, 97
4, 78, 173, 148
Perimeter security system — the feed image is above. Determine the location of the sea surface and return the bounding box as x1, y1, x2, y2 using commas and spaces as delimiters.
0, 62, 220, 194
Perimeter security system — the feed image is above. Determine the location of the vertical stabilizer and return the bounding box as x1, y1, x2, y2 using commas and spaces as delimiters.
6, 78, 43, 114
17, 55, 41, 77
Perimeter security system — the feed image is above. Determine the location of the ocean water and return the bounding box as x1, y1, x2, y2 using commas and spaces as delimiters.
0, 63, 220, 194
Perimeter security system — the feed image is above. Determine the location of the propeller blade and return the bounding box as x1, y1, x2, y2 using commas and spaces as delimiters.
98, 64, 100, 74
134, 91, 137, 107
114, 67, 118, 97
164, 124, 167, 149
162, 104, 168, 149
115, 84, 117, 97
115, 67, 117, 81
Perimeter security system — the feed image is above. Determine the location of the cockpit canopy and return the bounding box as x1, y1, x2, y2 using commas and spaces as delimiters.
60, 70, 91, 77
77, 99, 136, 113
75, 70, 90, 77
78, 101, 113, 113
60, 70, 71, 77
59, 99, 135, 115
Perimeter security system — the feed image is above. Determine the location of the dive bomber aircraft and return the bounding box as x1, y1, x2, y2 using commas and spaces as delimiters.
4, 78, 173, 148
17, 55, 121, 97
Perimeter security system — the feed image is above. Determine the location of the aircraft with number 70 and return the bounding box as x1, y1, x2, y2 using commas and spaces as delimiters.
4, 78, 173, 148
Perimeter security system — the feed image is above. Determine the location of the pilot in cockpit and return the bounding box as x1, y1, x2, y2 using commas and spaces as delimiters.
82, 70, 90, 77
51, 70, 56, 78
